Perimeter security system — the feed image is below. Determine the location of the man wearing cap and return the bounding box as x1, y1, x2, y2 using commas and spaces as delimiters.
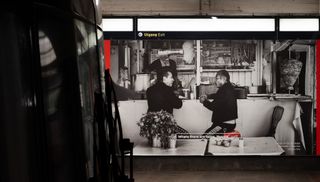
144, 53, 182, 94
199, 70, 238, 135
146, 53, 177, 78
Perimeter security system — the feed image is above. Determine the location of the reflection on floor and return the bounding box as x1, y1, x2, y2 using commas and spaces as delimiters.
135, 171, 320, 182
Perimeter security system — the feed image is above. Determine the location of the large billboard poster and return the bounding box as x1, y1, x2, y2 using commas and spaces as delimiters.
106, 39, 317, 156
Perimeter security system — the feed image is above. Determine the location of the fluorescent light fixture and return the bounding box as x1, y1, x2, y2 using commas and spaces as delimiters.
102, 18, 133, 32
279, 18, 319, 32
138, 18, 275, 32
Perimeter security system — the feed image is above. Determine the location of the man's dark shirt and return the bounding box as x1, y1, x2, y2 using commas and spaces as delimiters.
146, 82, 182, 114
203, 82, 238, 124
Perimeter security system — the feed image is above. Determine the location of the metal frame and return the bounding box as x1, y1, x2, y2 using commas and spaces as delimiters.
103, 16, 320, 40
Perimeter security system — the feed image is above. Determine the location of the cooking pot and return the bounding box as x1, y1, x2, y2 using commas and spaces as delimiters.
234, 86, 248, 99
132, 73, 150, 92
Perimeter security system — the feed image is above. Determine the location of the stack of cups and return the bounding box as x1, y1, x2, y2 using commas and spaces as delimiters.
239, 137, 244, 153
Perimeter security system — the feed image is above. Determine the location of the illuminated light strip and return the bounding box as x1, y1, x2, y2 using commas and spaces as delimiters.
102, 18, 133, 32
280, 18, 319, 32
137, 18, 275, 32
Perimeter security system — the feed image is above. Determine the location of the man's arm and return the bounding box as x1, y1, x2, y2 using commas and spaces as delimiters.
202, 99, 216, 111
200, 95, 216, 111
169, 90, 182, 109
207, 93, 217, 99
170, 59, 178, 78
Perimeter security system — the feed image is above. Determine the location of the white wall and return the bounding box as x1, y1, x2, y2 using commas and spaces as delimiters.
118, 99, 303, 155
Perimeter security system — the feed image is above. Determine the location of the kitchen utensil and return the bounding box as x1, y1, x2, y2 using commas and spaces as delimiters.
249, 86, 258, 94
182, 89, 190, 99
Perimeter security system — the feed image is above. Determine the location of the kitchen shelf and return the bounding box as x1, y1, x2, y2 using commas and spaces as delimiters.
201, 68, 253, 72
274, 94, 312, 101
178, 71, 195, 75
247, 94, 312, 101
177, 67, 196, 71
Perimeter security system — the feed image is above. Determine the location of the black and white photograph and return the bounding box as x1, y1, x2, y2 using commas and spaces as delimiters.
109, 39, 316, 156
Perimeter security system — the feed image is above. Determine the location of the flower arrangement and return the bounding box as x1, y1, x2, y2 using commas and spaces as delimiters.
137, 110, 178, 148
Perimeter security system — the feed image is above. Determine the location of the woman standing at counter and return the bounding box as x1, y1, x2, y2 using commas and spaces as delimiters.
200, 70, 238, 135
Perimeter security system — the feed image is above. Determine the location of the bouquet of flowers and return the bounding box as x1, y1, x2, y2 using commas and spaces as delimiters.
137, 110, 178, 148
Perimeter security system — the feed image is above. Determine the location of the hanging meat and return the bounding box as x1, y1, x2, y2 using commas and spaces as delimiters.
279, 59, 303, 92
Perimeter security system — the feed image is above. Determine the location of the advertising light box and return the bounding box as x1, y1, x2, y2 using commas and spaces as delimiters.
103, 17, 319, 156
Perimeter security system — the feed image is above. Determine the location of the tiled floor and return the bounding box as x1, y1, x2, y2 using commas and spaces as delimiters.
134, 171, 320, 182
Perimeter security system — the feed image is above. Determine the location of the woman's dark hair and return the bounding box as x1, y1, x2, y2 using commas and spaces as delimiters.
216, 70, 230, 82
